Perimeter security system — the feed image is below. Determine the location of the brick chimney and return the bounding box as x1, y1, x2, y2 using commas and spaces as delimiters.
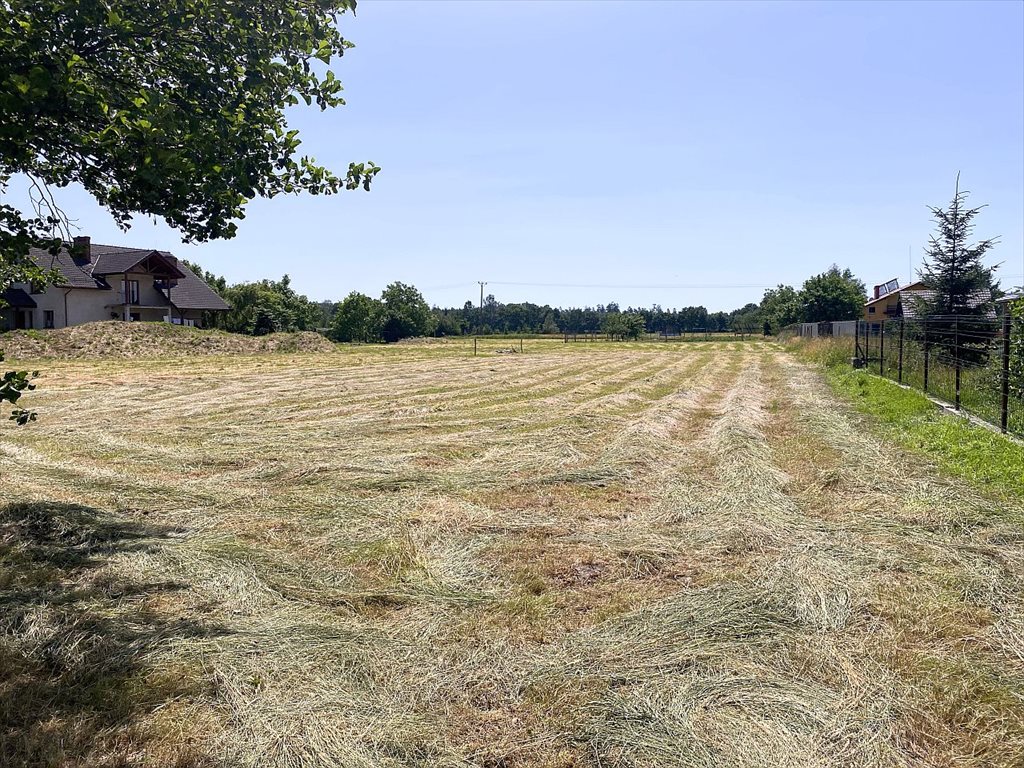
873, 284, 881, 299
72, 235, 91, 260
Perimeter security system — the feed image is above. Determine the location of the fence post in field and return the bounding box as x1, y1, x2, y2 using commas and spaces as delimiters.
1001, 311, 1011, 433
954, 318, 961, 410
474, 337, 477, 356
923, 323, 930, 393
520, 338, 524, 354
879, 320, 885, 376
897, 318, 904, 384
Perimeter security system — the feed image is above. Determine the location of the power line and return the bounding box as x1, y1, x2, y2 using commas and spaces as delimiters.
426, 280, 779, 291
423, 275, 1024, 293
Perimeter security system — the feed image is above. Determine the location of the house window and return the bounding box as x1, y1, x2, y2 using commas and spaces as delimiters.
121, 279, 140, 304
43, 310, 54, 329
868, 306, 876, 314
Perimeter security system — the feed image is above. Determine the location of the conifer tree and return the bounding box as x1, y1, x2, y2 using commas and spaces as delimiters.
913, 175, 999, 364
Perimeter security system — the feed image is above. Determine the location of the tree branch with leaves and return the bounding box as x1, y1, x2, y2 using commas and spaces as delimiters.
1, 0, 379, 422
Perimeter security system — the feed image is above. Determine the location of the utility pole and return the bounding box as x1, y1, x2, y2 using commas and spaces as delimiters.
478, 281, 487, 334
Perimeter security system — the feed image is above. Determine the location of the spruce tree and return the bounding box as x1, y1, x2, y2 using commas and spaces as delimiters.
913, 175, 999, 364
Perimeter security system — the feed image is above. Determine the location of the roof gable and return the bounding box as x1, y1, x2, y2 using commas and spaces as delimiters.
28, 243, 223, 311
91, 249, 185, 278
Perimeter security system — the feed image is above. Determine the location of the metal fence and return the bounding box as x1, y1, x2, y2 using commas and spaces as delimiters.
792, 320, 858, 338
852, 315, 1023, 437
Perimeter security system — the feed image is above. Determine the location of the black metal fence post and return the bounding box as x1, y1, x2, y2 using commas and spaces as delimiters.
1001, 311, 1011, 433
879, 320, 885, 376
954, 318, 961, 411
898, 318, 904, 384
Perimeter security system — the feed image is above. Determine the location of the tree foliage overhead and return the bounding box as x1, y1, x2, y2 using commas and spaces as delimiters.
0, 355, 36, 425
1, 0, 378, 421
0, 0, 378, 248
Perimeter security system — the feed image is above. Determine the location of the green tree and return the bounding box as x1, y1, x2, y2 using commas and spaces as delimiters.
760, 284, 802, 333
915, 178, 998, 317
800, 266, 866, 323
266, 274, 321, 331
222, 283, 292, 336
433, 309, 465, 337
601, 312, 627, 339
1010, 298, 1024, 402
911, 178, 999, 365
331, 291, 381, 342
378, 282, 433, 343
1, 0, 378, 420
623, 312, 647, 340
0, 0, 377, 247
730, 303, 762, 335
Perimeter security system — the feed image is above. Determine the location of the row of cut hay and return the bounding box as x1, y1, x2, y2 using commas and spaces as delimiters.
8, 341, 1019, 766
546, 349, 904, 767
0, 320, 334, 360
765, 351, 1024, 767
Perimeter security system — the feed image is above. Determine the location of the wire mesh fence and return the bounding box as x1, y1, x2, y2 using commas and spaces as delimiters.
852, 314, 1023, 437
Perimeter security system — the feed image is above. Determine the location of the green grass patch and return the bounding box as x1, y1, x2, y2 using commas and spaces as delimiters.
791, 339, 1024, 503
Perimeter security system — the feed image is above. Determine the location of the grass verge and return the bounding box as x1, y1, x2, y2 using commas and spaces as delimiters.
787, 338, 1024, 503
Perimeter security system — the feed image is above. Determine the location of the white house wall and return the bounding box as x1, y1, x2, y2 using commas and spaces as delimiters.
66, 287, 120, 325
5, 282, 110, 328
12, 283, 133, 328
8, 275, 213, 330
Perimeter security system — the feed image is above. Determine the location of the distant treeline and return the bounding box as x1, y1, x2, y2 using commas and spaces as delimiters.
432, 300, 751, 337
186, 262, 869, 342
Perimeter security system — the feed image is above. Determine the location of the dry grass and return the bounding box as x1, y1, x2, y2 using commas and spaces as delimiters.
0, 338, 1021, 767
0, 320, 334, 360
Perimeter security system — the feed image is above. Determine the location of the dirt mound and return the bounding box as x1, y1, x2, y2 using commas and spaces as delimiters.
0, 321, 335, 360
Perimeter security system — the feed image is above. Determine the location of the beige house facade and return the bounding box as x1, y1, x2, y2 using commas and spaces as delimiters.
1, 237, 229, 331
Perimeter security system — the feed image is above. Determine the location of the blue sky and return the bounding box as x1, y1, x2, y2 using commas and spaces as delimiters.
19, 0, 1024, 310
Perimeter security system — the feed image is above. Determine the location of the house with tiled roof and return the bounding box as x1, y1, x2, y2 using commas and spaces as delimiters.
863, 277, 995, 322
1, 237, 229, 331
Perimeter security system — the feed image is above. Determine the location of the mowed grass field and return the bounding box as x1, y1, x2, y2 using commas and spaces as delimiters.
2, 339, 1022, 767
